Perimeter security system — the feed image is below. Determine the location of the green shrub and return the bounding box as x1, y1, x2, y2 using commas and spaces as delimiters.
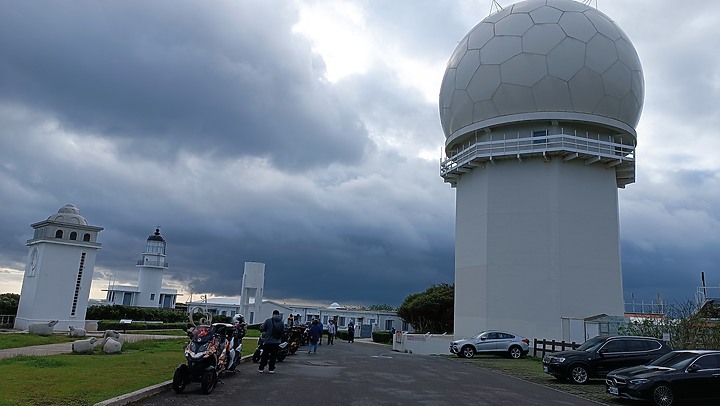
86, 305, 188, 323
372, 331, 393, 344
336, 330, 349, 341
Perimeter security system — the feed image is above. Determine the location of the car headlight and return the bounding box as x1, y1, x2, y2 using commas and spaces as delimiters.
552, 357, 565, 363
629, 379, 649, 385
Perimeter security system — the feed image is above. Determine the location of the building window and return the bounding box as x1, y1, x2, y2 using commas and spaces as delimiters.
249, 312, 254, 324
55, 230, 63, 239
339, 317, 346, 327
385, 320, 394, 330
323, 315, 329, 324
370, 318, 376, 325
150, 294, 155, 301
83, 233, 91, 242
70, 231, 77, 240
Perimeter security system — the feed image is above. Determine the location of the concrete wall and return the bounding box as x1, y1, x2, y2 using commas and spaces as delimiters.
454, 158, 624, 341
15, 243, 99, 331
393, 332, 454, 355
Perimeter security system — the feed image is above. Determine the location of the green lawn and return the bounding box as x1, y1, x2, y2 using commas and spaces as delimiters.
0, 337, 258, 406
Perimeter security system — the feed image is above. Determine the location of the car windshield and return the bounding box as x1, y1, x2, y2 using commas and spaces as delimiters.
576, 336, 607, 352
648, 352, 697, 370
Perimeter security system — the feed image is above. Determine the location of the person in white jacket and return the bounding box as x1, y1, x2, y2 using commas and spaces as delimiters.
327, 320, 336, 345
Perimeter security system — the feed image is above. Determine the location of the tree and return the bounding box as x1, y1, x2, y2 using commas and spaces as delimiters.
0, 293, 20, 315
397, 283, 454, 334
619, 300, 720, 350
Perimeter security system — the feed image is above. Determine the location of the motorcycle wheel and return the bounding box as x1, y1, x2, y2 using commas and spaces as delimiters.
172, 365, 189, 393
289, 343, 299, 354
252, 349, 261, 363
200, 370, 216, 395
277, 351, 287, 362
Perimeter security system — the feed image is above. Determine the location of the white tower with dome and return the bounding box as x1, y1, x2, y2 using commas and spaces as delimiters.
439, 0, 643, 340
14, 204, 103, 331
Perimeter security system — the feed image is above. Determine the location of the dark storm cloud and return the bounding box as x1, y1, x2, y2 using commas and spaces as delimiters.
0, 1, 371, 170
621, 242, 720, 308
2, 0, 720, 311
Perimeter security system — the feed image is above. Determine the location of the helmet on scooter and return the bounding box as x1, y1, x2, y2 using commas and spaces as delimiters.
232, 314, 245, 324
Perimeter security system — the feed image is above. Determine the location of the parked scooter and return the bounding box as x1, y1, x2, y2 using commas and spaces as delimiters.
172, 308, 245, 394
286, 326, 304, 354
252, 332, 289, 363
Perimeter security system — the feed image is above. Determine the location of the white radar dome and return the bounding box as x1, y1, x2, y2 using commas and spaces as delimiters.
439, 0, 644, 142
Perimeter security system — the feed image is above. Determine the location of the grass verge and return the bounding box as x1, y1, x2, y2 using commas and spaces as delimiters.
0, 337, 258, 406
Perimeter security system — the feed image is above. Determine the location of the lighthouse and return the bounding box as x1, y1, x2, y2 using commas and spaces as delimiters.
439, 0, 643, 340
14, 204, 103, 331
135, 228, 168, 307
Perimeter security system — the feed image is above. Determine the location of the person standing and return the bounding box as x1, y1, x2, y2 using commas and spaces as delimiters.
327, 320, 336, 345
308, 319, 322, 354
317, 319, 324, 345
347, 321, 355, 343
259, 309, 284, 374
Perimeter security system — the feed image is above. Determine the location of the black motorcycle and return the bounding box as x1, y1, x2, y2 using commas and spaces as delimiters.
286, 326, 304, 354
172, 309, 244, 394
251, 333, 289, 363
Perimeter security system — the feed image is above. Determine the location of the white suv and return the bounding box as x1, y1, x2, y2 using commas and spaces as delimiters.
450, 330, 530, 359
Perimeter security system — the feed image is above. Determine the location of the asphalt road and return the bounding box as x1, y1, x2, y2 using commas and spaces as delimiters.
135, 340, 602, 406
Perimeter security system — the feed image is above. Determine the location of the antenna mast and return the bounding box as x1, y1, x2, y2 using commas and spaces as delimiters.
490, 0, 503, 16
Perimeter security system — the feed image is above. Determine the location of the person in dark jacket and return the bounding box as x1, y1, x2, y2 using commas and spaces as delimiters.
348, 321, 355, 343
308, 319, 322, 354
259, 310, 284, 373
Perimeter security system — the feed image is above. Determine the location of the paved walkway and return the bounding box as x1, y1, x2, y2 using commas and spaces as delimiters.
0, 333, 183, 359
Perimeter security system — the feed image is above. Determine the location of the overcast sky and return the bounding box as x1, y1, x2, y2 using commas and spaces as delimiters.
1, 0, 718, 309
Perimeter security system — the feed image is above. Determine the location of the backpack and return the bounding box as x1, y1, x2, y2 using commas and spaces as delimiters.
271, 320, 283, 340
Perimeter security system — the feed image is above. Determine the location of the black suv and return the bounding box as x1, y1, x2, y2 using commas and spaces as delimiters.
542, 335, 672, 384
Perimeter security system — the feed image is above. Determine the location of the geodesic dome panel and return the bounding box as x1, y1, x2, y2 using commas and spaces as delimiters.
439, 0, 644, 140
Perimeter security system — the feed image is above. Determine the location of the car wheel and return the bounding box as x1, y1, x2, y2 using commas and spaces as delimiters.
569, 364, 589, 384
461, 345, 476, 358
508, 346, 523, 359
652, 384, 674, 406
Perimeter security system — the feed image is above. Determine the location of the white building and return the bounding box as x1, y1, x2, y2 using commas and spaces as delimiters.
14, 204, 103, 331
185, 262, 407, 334
103, 228, 178, 308
439, 0, 643, 340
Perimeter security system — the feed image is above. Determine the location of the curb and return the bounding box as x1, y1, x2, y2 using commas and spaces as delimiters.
94, 380, 173, 406
93, 354, 253, 406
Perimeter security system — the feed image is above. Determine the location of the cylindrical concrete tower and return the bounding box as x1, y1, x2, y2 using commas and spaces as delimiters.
135, 228, 168, 307
440, 0, 643, 340
15, 204, 103, 331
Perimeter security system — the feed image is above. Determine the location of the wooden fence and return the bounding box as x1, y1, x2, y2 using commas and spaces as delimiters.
533, 338, 580, 358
